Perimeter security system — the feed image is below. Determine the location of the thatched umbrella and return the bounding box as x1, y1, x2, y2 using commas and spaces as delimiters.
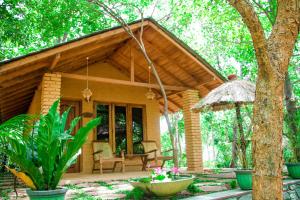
192, 74, 255, 168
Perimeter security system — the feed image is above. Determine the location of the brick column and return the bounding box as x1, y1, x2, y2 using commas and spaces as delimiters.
182, 90, 203, 172
40, 73, 61, 114
81, 100, 94, 173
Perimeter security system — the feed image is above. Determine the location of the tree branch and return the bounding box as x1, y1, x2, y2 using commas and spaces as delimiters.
251, 0, 274, 25
267, 0, 300, 74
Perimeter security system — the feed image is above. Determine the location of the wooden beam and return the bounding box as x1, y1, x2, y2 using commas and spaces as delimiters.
1, 80, 40, 96
0, 61, 48, 83
129, 43, 194, 88
1, 95, 33, 107
49, 53, 61, 71
0, 21, 148, 74
130, 48, 135, 82
0, 71, 44, 88
148, 21, 224, 83
61, 73, 190, 91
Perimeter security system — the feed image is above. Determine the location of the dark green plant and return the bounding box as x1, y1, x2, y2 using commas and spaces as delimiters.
125, 188, 145, 200
229, 180, 237, 189
0, 99, 100, 190
187, 183, 203, 194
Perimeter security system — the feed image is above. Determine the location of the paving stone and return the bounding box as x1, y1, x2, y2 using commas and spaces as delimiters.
199, 185, 227, 192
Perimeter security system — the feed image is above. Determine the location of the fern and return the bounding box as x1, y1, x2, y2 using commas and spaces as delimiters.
0, 99, 100, 190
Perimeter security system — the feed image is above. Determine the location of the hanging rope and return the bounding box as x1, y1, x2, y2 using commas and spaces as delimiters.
86, 57, 89, 88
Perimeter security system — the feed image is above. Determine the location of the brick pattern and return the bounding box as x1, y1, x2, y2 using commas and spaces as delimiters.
182, 90, 203, 172
40, 73, 61, 114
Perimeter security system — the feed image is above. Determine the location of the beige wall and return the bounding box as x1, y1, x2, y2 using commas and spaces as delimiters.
61, 62, 161, 173
27, 88, 41, 115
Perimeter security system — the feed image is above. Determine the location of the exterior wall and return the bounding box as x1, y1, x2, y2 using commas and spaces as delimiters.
61, 62, 161, 173
27, 88, 41, 115
40, 73, 62, 114
182, 90, 203, 172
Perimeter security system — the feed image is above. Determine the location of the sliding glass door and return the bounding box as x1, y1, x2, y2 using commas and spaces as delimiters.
95, 103, 145, 155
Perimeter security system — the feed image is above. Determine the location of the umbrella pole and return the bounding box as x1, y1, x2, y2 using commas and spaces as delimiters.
235, 103, 248, 169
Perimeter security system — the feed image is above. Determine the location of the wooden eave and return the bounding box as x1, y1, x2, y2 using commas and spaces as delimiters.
0, 18, 225, 121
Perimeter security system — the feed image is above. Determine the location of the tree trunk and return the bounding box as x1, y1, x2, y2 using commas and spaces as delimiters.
284, 72, 300, 161
226, 1, 299, 199
230, 121, 238, 168
252, 67, 285, 199
235, 103, 247, 169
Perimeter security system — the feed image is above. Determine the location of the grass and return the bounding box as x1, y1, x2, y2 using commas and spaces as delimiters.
193, 178, 217, 183
64, 183, 83, 190
96, 181, 114, 190
0, 189, 13, 200
72, 191, 101, 200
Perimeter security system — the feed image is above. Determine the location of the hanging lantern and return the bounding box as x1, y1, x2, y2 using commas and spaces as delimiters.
145, 88, 156, 100
82, 57, 93, 102
145, 66, 156, 100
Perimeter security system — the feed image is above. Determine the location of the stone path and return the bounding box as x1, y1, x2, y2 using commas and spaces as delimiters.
1, 170, 296, 200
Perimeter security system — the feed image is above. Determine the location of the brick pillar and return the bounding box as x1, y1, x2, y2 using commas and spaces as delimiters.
182, 90, 203, 172
40, 73, 61, 114
81, 100, 94, 173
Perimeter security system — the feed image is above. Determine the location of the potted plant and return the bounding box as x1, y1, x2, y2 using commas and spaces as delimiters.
0, 99, 100, 199
284, 109, 300, 179
129, 167, 194, 197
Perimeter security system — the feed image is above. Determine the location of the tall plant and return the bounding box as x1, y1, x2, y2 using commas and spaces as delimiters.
0, 99, 100, 190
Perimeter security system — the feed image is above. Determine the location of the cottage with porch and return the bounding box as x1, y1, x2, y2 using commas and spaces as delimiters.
0, 18, 225, 174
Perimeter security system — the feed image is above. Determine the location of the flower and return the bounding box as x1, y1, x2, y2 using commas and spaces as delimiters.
154, 167, 162, 174
171, 167, 180, 175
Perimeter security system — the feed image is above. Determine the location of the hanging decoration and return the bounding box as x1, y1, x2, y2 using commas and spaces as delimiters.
145, 66, 156, 100
82, 57, 93, 102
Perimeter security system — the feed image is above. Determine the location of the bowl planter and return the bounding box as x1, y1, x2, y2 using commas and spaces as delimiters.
26, 188, 67, 200
235, 169, 252, 190
130, 175, 194, 197
286, 163, 300, 179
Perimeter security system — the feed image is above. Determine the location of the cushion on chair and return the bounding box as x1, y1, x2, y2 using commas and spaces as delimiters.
142, 141, 161, 159
93, 142, 113, 160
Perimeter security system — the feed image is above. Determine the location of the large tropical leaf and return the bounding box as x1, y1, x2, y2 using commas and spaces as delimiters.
51, 117, 100, 189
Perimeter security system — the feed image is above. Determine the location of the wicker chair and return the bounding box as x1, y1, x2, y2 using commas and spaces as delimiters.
141, 140, 173, 168
92, 141, 125, 174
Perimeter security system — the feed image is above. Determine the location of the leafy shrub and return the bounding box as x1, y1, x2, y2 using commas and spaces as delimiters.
0, 99, 100, 190
187, 183, 203, 194
229, 180, 237, 189
125, 188, 145, 200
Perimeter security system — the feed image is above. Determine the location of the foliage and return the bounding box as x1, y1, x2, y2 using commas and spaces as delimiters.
71, 191, 100, 200
229, 180, 237, 189
124, 187, 145, 200
187, 183, 203, 194
0, 99, 100, 190
96, 181, 114, 190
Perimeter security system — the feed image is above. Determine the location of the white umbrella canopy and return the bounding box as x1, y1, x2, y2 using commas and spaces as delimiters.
192, 75, 256, 112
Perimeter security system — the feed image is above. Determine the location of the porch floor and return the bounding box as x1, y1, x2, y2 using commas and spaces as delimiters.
61, 171, 150, 185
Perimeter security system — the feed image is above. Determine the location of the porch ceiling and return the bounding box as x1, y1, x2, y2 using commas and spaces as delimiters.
0, 18, 225, 121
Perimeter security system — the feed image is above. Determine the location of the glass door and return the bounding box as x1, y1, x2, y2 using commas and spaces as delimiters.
113, 105, 127, 155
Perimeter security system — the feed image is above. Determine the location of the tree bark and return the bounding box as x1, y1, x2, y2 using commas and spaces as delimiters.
230, 120, 238, 168
235, 103, 248, 169
227, 0, 299, 199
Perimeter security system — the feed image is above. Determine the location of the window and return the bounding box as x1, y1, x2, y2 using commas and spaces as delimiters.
132, 107, 144, 154
96, 104, 110, 141
95, 103, 146, 154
